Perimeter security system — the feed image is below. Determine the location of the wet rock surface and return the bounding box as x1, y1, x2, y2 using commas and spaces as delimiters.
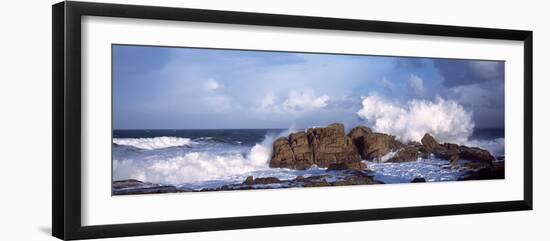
270, 124, 496, 169
270, 123, 362, 169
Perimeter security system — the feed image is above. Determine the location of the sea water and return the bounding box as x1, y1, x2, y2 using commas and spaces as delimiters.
112, 128, 504, 191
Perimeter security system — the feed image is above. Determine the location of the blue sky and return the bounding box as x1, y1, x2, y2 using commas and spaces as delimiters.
113, 45, 504, 130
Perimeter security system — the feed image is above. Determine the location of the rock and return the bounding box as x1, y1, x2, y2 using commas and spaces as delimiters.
387, 146, 419, 162
112, 179, 145, 189
458, 162, 504, 180
362, 133, 404, 160
269, 137, 296, 168
242, 176, 281, 185
435, 143, 461, 162
307, 123, 362, 167
420, 133, 443, 153
253, 177, 281, 185
242, 176, 254, 185
270, 123, 363, 169
332, 175, 379, 186
303, 179, 331, 187
458, 145, 495, 163
419, 133, 495, 163
326, 162, 367, 171
289, 131, 314, 168
348, 126, 372, 157
411, 177, 426, 183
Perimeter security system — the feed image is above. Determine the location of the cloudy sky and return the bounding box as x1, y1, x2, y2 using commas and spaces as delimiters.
113, 45, 504, 131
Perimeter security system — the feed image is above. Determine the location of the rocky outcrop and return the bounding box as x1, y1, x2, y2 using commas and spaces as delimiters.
269, 123, 361, 169
421, 134, 495, 163
270, 123, 496, 169
421, 133, 444, 153
307, 123, 362, 166
362, 133, 404, 160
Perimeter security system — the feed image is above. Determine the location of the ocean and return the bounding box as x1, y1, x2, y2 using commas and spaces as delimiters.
112, 128, 504, 192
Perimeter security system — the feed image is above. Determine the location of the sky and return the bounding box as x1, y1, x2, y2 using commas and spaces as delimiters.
113, 45, 504, 131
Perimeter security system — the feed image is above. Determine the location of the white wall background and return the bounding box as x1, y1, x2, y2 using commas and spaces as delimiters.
0, 0, 547, 240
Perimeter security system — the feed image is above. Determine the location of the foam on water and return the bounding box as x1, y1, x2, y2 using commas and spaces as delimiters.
365, 158, 463, 184
113, 129, 295, 185
113, 137, 194, 150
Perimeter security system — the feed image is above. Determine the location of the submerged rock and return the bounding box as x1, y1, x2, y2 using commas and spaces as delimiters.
326, 162, 367, 171
112, 179, 179, 195
411, 177, 426, 183
242, 176, 281, 185
458, 161, 504, 181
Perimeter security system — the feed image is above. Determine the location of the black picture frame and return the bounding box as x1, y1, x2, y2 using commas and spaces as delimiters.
52, 1, 533, 240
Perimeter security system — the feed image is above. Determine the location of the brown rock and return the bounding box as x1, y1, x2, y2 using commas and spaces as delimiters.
387, 146, 419, 162
242, 176, 281, 185
458, 162, 504, 180
420, 133, 444, 153
269, 137, 296, 168
348, 126, 372, 140
306, 123, 362, 167
242, 176, 254, 185
289, 132, 315, 169
458, 145, 495, 163
362, 133, 404, 160
326, 162, 367, 171
435, 143, 461, 162
253, 177, 281, 185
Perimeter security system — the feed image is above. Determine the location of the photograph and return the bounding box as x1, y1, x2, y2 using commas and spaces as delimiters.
111, 45, 505, 195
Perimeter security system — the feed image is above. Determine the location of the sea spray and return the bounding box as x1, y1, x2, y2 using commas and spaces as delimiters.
113, 128, 295, 185
357, 95, 474, 144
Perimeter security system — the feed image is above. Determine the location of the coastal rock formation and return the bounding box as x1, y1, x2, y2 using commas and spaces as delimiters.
307, 123, 362, 166
270, 123, 496, 170
421, 133, 495, 163
269, 123, 361, 169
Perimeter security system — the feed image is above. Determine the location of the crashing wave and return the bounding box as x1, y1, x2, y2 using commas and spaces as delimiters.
113, 129, 295, 184
113, 137, 194, 150
357, 94, 474, 144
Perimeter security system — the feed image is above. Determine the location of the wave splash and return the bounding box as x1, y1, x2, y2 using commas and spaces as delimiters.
357, 95, 474, 144
113, 129, 294, 184
113, 137, 194, 150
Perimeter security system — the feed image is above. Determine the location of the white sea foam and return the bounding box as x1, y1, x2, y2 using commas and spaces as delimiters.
357, 94, 474, 144
113, 129, 295, 184
113, 137, 194, 150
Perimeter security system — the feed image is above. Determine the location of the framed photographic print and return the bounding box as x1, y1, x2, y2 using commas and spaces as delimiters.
52, 1, 533, 240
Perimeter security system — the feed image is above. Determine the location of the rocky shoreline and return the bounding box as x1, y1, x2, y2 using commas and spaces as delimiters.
112, 123, 504, 195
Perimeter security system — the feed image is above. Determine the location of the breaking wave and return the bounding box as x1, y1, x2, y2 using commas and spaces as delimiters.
357, 95, 474, 144
113, 137, 194, 150
113, 129, 295, 184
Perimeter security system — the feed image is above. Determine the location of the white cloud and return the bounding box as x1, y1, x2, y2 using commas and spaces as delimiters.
205, 79, 223, 91
377, 77, 394, 88
408, 74, 425, 95
259, 90, 330, 113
